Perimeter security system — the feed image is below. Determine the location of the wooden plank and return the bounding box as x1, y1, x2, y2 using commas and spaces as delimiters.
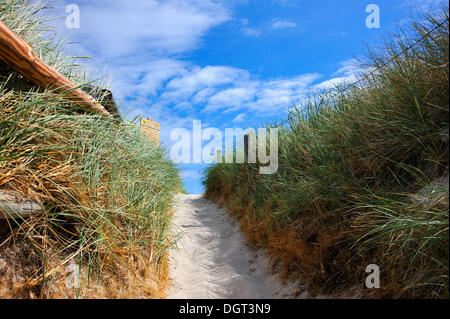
0, 20, 111, 117
0, 191, 42, 219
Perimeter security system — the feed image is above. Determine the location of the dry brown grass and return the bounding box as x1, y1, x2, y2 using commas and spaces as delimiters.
0, 92, 180, 298
0, 234, 171, 299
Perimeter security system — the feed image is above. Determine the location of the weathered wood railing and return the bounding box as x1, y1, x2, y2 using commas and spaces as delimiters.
0, 20, 111, 117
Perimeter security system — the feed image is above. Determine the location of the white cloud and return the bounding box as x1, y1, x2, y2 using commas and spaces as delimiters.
270, 18, 297, 29
108, 59, 187, 101
206, 86, 257, 111
162, 66, 250, 103
313, 77, 352, 91
332, 59, 362, 77
313, 59, 369, 91
201, 72, 321, 114
60, 0, 229, 58
127, 61, 360, 117
128, 63, 320, 115
248, 74, 320, 111
240, 17, 296, 37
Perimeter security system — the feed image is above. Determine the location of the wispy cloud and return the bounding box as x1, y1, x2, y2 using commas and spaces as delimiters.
332, 58, 363, 78
156, 66, 322, 115
313, 59, 362, 90
270, 18, 297, 29
232, 113, 247, 123
61, 0, 229, 58
162, 66, 250, 103
115, 58, 362, 125
240, 17, 296, 37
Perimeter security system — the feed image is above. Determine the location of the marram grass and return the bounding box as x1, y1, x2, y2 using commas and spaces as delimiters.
204, 4, 449, 298
0, 0, 181, 298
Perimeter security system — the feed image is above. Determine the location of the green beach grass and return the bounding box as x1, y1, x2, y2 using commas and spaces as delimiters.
203, 5, 449, 298
0, 0, 181, 298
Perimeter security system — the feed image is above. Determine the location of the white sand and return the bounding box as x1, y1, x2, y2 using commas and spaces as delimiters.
167, 194, 301, 299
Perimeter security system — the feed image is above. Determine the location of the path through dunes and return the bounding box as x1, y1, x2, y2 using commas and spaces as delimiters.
167, 194, 299, 299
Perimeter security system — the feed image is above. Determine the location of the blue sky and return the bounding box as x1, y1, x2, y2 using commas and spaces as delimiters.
52, 0, 441, 193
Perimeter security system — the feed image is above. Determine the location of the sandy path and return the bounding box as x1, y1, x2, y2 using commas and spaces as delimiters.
167, 194, 299, 299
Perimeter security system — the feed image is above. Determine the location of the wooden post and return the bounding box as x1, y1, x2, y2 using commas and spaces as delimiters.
0, 191, 42, 219
0, 20, 111, 117
244, 134, 249, 163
